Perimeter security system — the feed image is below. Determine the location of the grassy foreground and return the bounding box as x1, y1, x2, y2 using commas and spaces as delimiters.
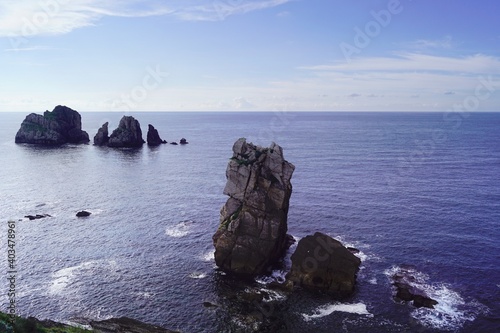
0, 312, 91, 333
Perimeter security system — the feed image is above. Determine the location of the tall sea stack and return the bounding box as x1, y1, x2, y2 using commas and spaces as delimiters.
213, 138, 295, 276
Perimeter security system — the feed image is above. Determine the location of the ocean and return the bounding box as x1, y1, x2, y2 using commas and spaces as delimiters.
0, 111, 499, 332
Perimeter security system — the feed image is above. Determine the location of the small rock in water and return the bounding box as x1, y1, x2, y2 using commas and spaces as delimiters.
76, 211, 91, 217
180, 138, 188, 144
391, 266, 439, 309
25, 214, 51, 220
170, 142, 178, 145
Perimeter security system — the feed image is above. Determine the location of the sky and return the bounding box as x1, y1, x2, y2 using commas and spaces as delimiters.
0, 0, 499, 112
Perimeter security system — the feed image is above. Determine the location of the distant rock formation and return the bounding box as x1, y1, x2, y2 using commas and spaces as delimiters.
180, 138, 188, 144
15, 105, 89, 145
147, 124, 167, 146
108, 116, 145, 148
286, 232, 361, 296
212, 138, 295, 276
93, 122, 109, 146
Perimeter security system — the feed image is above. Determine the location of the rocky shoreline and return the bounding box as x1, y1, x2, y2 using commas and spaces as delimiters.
0, 312, 179, 333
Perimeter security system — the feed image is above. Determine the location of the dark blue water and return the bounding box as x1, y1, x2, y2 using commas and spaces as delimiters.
0, 112, 499, 332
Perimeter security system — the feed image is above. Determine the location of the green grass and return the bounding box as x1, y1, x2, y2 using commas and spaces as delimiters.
0, 312, 92, 333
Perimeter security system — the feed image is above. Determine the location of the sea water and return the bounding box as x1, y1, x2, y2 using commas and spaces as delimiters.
0, 111, 499, 332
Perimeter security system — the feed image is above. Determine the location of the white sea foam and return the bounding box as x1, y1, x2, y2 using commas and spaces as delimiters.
368, 278, 378, 285
385, 265, 489, 331
302, 303, 373, 321
201, 249, 215, 262
49, 261, 96, 295
49, 260, 119, 295
260, 288, 287, 302
189, 272, 207, 279
165, 220, 193, 238
134, 291, 154, 299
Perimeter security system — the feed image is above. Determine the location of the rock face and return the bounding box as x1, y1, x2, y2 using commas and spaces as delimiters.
93, 122, 109, 146
88, 317, 179, 333
108, 116, 145, 147
147, 124, 166, 146
212, 138, 295, 276
15, 105, 89, 145
286, 232, 361, 296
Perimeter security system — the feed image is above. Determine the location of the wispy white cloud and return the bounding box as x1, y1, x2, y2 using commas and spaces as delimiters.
403, 35, 455, 50
0, 0, 292, 38
301, 53, 500, 75
4, 45, 53, 52
175, 0, 291, 21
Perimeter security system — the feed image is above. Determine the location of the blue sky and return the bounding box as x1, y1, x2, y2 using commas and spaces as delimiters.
1, 0, 499, 112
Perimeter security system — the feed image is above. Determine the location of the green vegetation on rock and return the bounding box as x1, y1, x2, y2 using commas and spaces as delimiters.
0, 312, 92, 333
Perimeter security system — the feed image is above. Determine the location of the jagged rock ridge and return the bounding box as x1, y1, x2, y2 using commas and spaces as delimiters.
15, 105, 89, 145
93, 122, 109, 146
107, 116, 145, 148
213, 138, 295, 276
147, 124, 167, 146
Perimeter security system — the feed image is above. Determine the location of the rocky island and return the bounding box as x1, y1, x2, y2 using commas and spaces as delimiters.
15, 105, 89, 145
107, 116, 145, 148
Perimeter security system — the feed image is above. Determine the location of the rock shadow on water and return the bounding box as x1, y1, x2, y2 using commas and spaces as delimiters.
211, 271, 292, 333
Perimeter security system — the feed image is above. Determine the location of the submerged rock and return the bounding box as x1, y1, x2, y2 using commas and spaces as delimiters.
391, 265, 439, 309
93, 122, 109, 146
212, 138, 295, 276
286, 232, 361, 296
25, 214, 51, 220
15, 105, 90, 145
108, 116, 145, 148
147, 124, 167, 146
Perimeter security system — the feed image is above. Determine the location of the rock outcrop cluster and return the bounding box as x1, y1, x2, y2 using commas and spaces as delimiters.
213, 138, 295, 276
15, 105, 89, 145
147, 124, 167, 146
286, 232, 361, 296
107, 116, 145, 148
